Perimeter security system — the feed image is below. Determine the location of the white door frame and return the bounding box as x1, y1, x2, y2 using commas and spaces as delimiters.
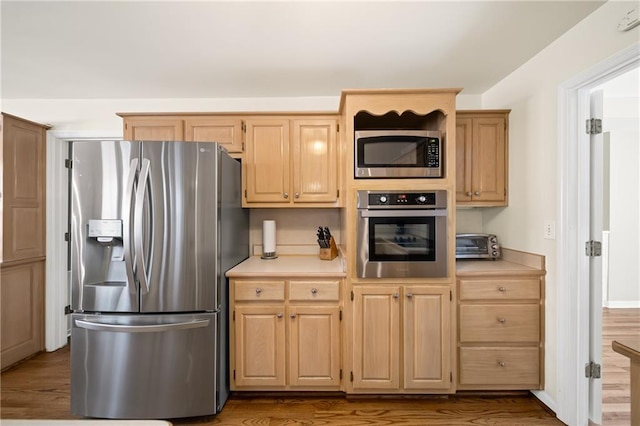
556, 42, 639, 426
45, 131, 120, 351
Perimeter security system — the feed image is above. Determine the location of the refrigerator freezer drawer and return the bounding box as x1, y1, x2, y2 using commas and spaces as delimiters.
71, 313, 217, 419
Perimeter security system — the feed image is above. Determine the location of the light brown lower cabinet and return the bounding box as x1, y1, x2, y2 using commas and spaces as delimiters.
230, 278, 342, 390
0, 260, 45, 369
350, 284, 453, 393
457, 275, 544, 390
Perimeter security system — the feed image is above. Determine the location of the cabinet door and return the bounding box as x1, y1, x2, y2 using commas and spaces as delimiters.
471, 117, 506, 203
244, 119, 290, 203
455, 117, 473, 203
403, 286, 451, 390
234, 305, 286, 388
352, 286, 400, 390
289, 306, 341, 388
184, 117, 244, 153
123, 117, 184, 141
291, 119, 338, 204
1, 260, 44, 369
2, 114, 46, 261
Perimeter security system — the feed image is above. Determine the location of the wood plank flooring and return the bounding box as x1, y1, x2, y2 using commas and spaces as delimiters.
601, 307, 640, 426
0, 345, 563, 425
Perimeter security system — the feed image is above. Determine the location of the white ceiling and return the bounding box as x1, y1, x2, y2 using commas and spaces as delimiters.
1, 1, 606, 100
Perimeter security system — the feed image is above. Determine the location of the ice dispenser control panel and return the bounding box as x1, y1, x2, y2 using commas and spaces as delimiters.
88, 219, 122, 244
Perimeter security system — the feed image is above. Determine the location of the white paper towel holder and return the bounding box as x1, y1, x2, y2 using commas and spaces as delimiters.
261, 220, 278, 260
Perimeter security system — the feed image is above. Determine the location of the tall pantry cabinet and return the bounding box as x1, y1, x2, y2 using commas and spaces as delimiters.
1, 113, 49, 370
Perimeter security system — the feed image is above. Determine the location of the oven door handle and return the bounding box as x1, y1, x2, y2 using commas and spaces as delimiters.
358, 209, 447, 218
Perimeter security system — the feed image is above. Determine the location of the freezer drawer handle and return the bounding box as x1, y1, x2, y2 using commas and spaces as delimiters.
74, 318, 210, 333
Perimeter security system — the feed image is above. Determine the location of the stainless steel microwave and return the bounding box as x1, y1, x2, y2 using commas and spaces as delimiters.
354, 130, 442, 178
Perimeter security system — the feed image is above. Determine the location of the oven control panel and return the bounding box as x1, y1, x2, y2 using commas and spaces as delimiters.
357, 190, 447, 209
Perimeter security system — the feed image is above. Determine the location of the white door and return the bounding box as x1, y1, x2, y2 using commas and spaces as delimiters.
588, 89, 604, 425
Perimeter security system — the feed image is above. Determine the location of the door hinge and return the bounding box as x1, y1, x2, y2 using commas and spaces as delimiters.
244, 189, 247, 198
339, 310, 342, 321
586, 118, 603, 135
450, 371, 453, 382
450, 290, 452, 301
340, 369, 343, 380
337, 123, 340, 132
350, 371, 354, 382
233, 310, 235, 321
241, 121, 246, 133
233, 370, 236, 380
351, 290, 354, 301
337, 189, 340, 198
65, 159, 72, 168
64, 305, 72, 315
64, 232, 70, 242
585, 240, 602, 257
585, 361, 601, 379
242, 142, 245, 151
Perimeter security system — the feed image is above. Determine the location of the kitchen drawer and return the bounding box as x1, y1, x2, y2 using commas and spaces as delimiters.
459, 278, 540, 300
459, 304, 539, 342
289, 280, 340, 302
459, 347, 540, 387
235, 281, 285, 301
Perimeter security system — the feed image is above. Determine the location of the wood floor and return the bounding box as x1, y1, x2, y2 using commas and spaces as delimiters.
601, 307, 640, 426
0, 345, 562, 425
2, 309, 636, 425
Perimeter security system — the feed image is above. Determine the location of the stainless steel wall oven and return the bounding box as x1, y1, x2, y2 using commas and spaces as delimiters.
356, 190, 448, 278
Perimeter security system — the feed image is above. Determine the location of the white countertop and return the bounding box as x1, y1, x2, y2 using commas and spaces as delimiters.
226, 255, 346, 278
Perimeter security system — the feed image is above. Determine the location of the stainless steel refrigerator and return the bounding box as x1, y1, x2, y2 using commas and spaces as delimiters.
69, 140, 248, 419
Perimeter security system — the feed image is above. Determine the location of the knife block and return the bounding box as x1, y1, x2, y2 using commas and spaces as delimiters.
319, 237, 338, 261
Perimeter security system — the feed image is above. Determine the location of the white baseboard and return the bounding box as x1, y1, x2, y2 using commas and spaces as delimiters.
604, 301, 640, 308
532, 390, 558, 417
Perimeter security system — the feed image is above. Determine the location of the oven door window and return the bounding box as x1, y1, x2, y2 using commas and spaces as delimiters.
368, 216, 436, 261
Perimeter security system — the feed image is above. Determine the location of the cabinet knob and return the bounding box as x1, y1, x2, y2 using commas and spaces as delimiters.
283, 192, 289, 199
406, 292, 414, 299
497, 361, 506, 367
290, 313, 297, 319
393, 293, 399, 299
474, 191, 481, 196
498, 286, 507, 292
295, 192, 300, 199
466, 191, 472, 196
276, 313, 283, 318
255, 288, 262, 294
310, 288, 318, 295
497, 317, 506, 324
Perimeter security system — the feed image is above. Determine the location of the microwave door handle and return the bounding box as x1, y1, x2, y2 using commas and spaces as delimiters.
359, 209, 447, 218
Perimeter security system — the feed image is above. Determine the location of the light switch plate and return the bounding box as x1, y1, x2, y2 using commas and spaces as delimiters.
544, 221, 556, 240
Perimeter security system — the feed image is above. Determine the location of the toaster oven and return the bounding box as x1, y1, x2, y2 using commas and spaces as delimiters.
455, 233, 500, 259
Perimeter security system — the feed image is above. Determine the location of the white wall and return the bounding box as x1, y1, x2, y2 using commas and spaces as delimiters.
480, 1, 640, 404
603, 97, 640, 306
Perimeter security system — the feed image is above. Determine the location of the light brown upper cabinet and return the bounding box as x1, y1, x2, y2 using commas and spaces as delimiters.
1, 113, 49, 370
243, 116, 339, 208
456, 110, 510, 207
119, 114, 244, 155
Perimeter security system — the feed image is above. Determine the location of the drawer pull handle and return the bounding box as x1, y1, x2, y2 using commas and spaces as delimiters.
466, 191, 472, 196
497, 317, 506, 324
310, 288, 318, 295
276, 313, 283, 318
498, 286, 507, 292
290, 313, 297, 319
497, 361, 506, 367
283, 192, 289, 199
474, 191, 481, 196
406, 292, 414, 299
393, 293, 399, 299
255, 288, 262, 294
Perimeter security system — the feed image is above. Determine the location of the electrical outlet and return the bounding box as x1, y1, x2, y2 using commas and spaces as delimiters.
544, 221, 556, 240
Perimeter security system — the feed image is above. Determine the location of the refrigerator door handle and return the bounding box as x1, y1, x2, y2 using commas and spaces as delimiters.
134, 158, 152, 294
74, 318, 210, 333
123, 158, 139, 293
